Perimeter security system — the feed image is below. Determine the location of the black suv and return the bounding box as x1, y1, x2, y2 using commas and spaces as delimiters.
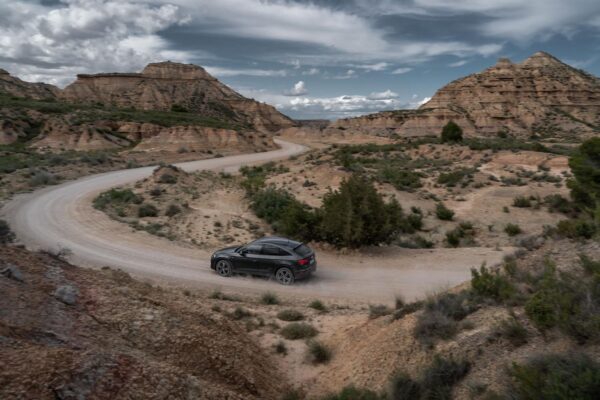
210, 237, 316, 285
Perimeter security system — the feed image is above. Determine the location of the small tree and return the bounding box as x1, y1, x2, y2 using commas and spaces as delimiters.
441, 121, 463, 143
568, 137, 600, 224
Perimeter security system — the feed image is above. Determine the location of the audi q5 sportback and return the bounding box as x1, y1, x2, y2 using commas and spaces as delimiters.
210, 237, 316, 285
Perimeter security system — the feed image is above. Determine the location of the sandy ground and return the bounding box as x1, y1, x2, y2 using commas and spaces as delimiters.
2, 138, 512, 304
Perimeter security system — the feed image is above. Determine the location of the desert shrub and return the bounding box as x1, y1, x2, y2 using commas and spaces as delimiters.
250, 187, 295, 224
277, 309, 305, 321
165, 204, 181, 217
0, 219, 15, 244
138, 203, 158, 218
415, 291, 476, 344
389, 373, 421, 399
319, 174, 405, 248
369, 304, 393, 319
322, 386, 384, 400
379, 166, 422, 191
280, 322, 318, 340
471, 265, 516, 303
170, 104, 188, 112
569, 137, 600, 208
544, 194, 574, 215
307, 340, 332, 364
309, 299, 327, 312
437, 168, 474, 187
274, 340, 288, 355
496, 317, 528, 347
446, 231, 460, 247
436, 203, 454, 221
580, 254, 600, 275
393, 301, 424, 320
513, 196, 532, 208
277, 200, 321, 242
158, 173, 177, 184
509, 353, 600, 400
421, 356, 470, 400
260, 291, 280, 305
505, 223, 522, 236
28, 169, 57, 187
208, 289, 239, 301
230, 306, 252, 320
524, 262, 600, 342
93, 188, 142, 210
556, 219, 596, 239
441, 121, 463, 143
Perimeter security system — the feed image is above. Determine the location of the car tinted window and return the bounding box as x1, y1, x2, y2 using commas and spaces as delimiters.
294, 244, 312, 257
245, 244, 262, 255
262, 244, 289, 256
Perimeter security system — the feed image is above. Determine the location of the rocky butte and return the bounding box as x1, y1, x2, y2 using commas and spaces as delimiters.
59, 61, 294, 133
334, 52, 600, 138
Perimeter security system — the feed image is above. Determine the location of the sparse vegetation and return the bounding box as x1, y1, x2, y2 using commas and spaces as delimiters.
436, 203, 455, 221
165, 204, 181, 217
512, 196, 532, 208
309, 299, 327, 312
441, 121, 463, 143
368, 304, 393, 319
277, 309, 305, 321
414, 291, 476, 344
470, 264, 516, 303
0, 219, 15, 244
138, 203, 159, 218
509, 353, 600, 400
280, 322, 318, 340
93, 188, 142, 210
496, 317, 528, 347
505, 223, 522, 236
307, 340, 332, 364
260, 291, 280, 305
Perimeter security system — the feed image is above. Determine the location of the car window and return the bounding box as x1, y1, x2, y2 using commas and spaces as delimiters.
294, 244, 312, 257
245, 244, 262, 255
262, 244, 289, 256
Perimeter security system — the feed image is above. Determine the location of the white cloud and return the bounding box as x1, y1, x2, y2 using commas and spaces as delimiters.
302, 68, 320, 76
0, 0, 191, 86
367, 90, 399, 100
391, 67, 412, 74
204, 66, 287, 77
284, 80, 308, 96
449, 60, 468, 67
355, 62, 390, 71
332, 69, 357, 80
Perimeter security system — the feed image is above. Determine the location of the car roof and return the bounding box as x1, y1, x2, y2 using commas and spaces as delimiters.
251, 236, 303, 249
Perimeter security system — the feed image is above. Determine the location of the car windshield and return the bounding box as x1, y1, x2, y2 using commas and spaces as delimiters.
294, 244, 312, 257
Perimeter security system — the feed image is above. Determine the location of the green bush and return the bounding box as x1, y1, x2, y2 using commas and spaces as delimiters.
93, 188, 142, 210
28, 170, 57, 187
369, 304, 393, 319
261, 291, 280, 305
138, 203, 159, 218
509, 353, 600, 400
556, 219, 596, 239
250, 187, 295, 224
496, 317, 528, 347
470, 265, 516, 303
436, 203, 455, 221
414, 291, 476, 344
277, 309, 305, 321
165, 204, 181, 217
0, 219, 15, 244
230, 306, 252, 320
420, 355, 470, 400
505, 223, 522, 236
513, 196, 532, 208
319, 174, 405, 248
437, 168, 473, 187
379, 166, 422, 191
309, 299, 327, 312
389, 373, 421, 399
158, 173, 177, 184
441, 121, 463, 143
307, 340, 332, 364
280, 322, 318, 340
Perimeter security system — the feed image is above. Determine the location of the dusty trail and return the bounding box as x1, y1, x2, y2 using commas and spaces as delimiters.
2, 139, 511, 303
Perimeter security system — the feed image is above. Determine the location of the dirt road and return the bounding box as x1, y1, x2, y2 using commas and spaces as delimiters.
2, 139, 511, 303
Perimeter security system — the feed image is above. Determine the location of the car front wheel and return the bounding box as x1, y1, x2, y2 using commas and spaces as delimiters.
215, 260, 233, 277
275, 267, 295, 285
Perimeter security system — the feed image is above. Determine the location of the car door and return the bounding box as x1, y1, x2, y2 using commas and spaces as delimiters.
257, 244, 291, 276
237, 244, 262, 273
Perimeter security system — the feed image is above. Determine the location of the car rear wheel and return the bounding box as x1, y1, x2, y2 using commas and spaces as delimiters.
215, 260, 232, 277
275, 267, 295, 285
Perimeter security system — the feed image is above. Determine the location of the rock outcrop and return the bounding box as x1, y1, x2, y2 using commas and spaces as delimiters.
334, 52, 600, 138
60, 61, 294, 132
0, 68, 59, 100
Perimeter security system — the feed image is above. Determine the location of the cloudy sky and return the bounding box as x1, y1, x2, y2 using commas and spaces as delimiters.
2, 1, 600, 119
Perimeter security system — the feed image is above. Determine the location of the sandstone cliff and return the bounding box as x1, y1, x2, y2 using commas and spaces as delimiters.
334, 52, 600, 138
60, 62, 294, 133
0, 69, 59, 100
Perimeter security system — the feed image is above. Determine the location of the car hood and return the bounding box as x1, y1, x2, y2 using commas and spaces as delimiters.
213, 246, 239, 255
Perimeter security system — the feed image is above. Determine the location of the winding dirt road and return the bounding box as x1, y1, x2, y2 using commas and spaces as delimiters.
2, 139, 511, 303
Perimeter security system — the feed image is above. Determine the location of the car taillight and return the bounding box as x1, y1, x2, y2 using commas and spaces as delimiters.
298, 258, 310, 266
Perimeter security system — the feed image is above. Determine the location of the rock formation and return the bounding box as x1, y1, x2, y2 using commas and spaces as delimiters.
60, 61, 294, 132
334, 52, 600, 138
0, 69, 59, 100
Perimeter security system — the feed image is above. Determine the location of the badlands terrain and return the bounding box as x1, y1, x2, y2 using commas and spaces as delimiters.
1, 52, 600, 399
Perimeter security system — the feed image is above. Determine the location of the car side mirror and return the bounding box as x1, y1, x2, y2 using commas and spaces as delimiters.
240, 248, 248, 256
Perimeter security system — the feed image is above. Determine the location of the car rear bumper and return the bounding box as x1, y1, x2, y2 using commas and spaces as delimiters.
294, 262, 316, 280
